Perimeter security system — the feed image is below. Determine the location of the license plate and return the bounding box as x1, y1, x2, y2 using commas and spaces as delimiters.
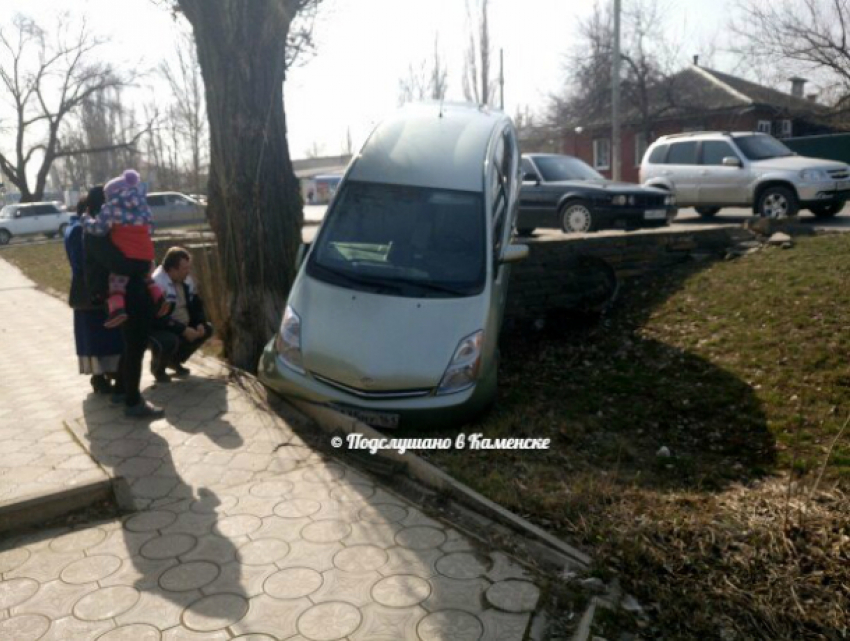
328, 404, 400, 429
644, 209, 667, 220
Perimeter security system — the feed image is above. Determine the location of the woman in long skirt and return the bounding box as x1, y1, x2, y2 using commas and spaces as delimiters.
64, 193, 124, 394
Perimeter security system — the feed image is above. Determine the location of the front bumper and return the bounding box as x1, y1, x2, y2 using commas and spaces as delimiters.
257, 339, 496, 429
797, 182, 850, 206
593, 204, 677, 229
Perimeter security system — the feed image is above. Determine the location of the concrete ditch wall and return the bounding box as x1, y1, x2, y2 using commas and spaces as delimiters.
504, 226, 752, 328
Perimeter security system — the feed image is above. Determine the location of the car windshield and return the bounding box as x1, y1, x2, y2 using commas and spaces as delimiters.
533, 156, 604, 182
0, 206, 14, 218
308, 181, 486, 298
734, 135, 795, 160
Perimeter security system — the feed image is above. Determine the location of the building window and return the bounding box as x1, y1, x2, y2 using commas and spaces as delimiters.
593, 138, 610, 170
757, 120, 771, 134
779, 119, 793, 138
635, 131, 651, 166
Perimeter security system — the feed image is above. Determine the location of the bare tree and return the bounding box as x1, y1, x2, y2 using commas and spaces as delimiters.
160, 30, 207, 194
0, 14, 147, 201
555, 0, 685, 143
731, 0, 850, 107
398, 35, 448, 105
175, 0, 323, 370
462, 0, 496, 105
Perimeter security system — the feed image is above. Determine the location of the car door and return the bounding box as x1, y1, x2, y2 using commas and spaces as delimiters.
17, 206, 44, 235
147, 195, 168, 226
40, 204, 62, 234
663, 141, 700, 204
697, 140, 749, 205
168, 194, 193, 225
518, 157, 551, 228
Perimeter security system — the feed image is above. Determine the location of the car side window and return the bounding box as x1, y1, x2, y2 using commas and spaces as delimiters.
19, 207, 38, 217
647, 144, 668, 164
148, 195, 165, 207
667, 141, 698, 165
521, 157, 539, 181
701, 141, 738, 165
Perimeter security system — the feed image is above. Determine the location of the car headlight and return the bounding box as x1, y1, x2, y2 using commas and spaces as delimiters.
665, 194, 676, 205
800, 169, 830, 182
612, 195, 627, 206
275, 305, 305, 374
437, 330, 483, 395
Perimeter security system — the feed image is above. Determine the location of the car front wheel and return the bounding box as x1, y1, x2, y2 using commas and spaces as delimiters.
0, 229, 10, 245
757, 186, 798, 219
561, 201, 595, 233
809, 201, 844, 218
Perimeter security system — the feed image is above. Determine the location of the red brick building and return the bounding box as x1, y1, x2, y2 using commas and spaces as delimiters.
565, 64, 840, 184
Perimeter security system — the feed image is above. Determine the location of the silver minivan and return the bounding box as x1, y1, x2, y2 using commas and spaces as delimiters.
147, 192, 206, 226
259, 102, 528, 428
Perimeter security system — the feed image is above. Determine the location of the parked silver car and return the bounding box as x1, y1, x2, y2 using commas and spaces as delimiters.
0, 202, 71, 245
259, 102, 528, 429
147, 192, 206, 226
640, 131, 850, 218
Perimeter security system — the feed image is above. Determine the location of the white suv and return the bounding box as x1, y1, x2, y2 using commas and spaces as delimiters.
0, 202, 71, 245
640, 131, 850, 219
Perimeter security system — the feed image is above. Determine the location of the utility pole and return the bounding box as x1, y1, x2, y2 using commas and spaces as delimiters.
612, 0, 622, 181
499, 48, 504, 110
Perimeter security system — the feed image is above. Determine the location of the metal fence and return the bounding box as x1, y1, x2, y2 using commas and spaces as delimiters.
784, 133, 850, 164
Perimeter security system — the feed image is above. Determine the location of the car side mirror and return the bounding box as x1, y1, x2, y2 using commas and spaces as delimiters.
295, 242, 311, 269
500, 243, 529, 264
722, 156, 742, 167
14, 211, 21, 218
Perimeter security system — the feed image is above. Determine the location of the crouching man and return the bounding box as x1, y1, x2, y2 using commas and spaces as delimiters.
149, 247, 213, 383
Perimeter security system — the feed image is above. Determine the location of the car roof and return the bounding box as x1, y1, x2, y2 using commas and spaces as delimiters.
655, 131, 768, 143
347, 102, 511, 192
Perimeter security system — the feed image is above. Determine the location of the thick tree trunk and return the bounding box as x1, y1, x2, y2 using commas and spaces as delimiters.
178, 1, 303, 372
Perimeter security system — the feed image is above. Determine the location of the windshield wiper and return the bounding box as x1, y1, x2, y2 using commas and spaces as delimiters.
372, 276, 469, 296
313, 263, 403, 293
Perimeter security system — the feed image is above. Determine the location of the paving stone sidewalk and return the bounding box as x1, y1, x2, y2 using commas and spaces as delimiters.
0, 258, 546, 641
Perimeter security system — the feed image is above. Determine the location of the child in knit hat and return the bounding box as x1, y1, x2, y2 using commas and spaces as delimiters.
84, 169, 169, 327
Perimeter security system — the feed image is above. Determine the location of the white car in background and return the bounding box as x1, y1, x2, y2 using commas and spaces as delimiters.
147, 192, 207, 227
0, 202, 71, 245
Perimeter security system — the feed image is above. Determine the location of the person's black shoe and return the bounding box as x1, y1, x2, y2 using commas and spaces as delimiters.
90, 375, 112, 394
125, 400, 165, 419
172, 364, 190, 378
153, 370, 172, 384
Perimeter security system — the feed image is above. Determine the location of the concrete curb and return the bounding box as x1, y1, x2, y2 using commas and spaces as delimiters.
290, 398, 591, 569
0, 479, 116, 535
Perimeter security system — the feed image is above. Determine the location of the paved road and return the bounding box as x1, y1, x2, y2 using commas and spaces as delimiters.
0, 258, 544, 640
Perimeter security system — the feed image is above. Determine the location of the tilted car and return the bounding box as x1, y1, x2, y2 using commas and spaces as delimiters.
147, 192, 206, 226
0, 202, 71, 245
517, 153, 676, 235
640, 131, 850, 218
259, 102, 528, 429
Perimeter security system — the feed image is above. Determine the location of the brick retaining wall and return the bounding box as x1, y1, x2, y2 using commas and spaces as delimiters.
504, 226, 752, 327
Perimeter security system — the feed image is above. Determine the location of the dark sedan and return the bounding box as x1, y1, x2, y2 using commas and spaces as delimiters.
518, 154, 677, 234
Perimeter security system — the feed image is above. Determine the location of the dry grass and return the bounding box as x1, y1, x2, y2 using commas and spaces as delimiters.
416, 233, 850, 640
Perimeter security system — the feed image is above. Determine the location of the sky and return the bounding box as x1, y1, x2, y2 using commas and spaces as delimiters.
1, 0, 738, 174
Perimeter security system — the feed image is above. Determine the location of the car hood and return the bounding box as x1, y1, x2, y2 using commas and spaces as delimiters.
752, 156, 849, 172
541, 179, 664, 194
291, 275, 488, 391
